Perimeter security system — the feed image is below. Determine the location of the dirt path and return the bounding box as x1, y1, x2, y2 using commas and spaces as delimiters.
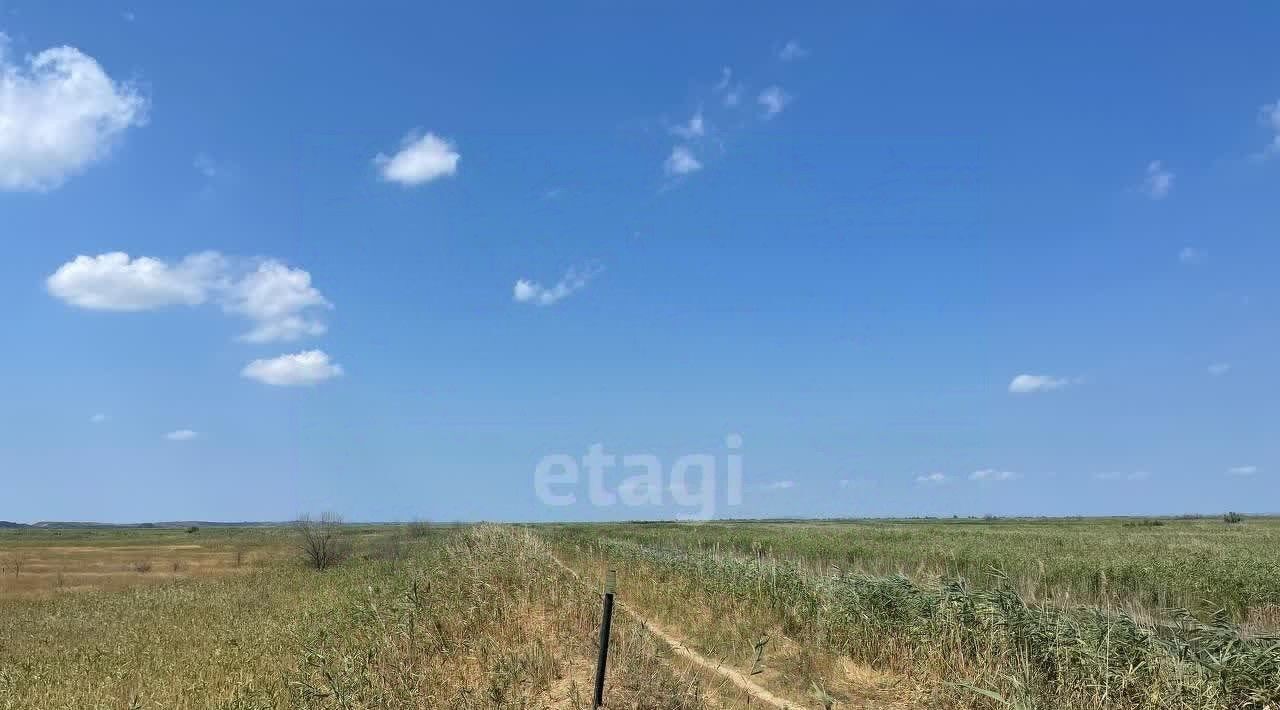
549, 553, 813, 709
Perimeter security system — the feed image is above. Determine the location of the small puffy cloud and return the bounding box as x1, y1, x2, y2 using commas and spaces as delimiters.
1143, 160, 1174, 199
1227, 465, 1258, 477
1208, 362, 1232, 376
241, 350, 344, 386
0, 35, 148, 191
778, 40, 809, 61
1259, 100, 1280, 158
758, 86, 790, 119
374, 131, 459, 186
970, 469, 1021, 482
46, 251, 226, 311
1008, 374, 1072, 394
165, 429, 198, 441
915, 472, 948, 485
663, 145, 702, 176
758, 480, 796, 490
47, 252, 332, 343
1094, 471, 1150, 481
1178, 247, 1205, 265
90, 413, 107, 423
670, 109, 705, 139
513, 263, 603, 307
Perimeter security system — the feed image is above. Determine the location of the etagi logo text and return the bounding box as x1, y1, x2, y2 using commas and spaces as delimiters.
533, 434, 744, 520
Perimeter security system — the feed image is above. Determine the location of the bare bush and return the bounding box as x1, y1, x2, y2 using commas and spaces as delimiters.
133, 560, 153, 574
296, 512, 348, 571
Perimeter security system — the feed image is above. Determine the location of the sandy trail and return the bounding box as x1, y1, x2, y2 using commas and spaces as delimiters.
549, 553, 812, 710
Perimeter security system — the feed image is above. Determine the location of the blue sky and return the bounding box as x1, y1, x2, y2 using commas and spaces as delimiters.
1, 2, 1277, 522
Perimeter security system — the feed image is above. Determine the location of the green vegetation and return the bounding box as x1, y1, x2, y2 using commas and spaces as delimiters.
5, 517, 1279, 709
546, 517, 1280, 627
545, 519, 1280, 710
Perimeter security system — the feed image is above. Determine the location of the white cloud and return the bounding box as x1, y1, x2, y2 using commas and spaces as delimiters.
1143, 160, 1173, 199
1227, 465, 1258, 477
758, 86, 790, 119
165, 429, 197, 441
222, 260, 331, 343
1259, 100, 1280, 158
1094, 471, 1151, 481
0, 34, 147, 191
838, 478, 874, 489
778, 40, 809, 61
46, 251, 226, 311
970, 469, 1021, 482
915, 472, 948, 485
47, 252, 332, 343
670, 109, 706, 139
90, 413, 107, 423
758, 480, 796, 490
1008, 374, 1072, 394
663, 145, 702, 176
713, 67, 732, 92
374, 131, 459, 186
1178, 246, 1205, 265
1208, 362, 1232, 376
241, 350, 344, 386
513, 263, 602, 307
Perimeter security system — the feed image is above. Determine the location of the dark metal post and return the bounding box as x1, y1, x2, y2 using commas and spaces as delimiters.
592, 568, 617, 709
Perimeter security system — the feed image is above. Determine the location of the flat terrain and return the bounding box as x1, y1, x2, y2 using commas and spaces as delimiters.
2, 518, 1278, 709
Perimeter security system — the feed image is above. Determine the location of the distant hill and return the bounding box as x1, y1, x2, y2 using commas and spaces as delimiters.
0, 521, 30, 529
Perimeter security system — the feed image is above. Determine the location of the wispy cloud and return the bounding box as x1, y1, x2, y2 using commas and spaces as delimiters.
193, 152, 219, 178
1142, 160, 1174, 199
758, 86, 791, 119
756, 480, 796, 491
165, 429, 198, 441
90, 413, 107, 424
969, 469, 1021, 482
1208, 362, 1232, 376
1227, 465, 1258, 477
513, 263, 603, 307
915, 472, 948, 485
1008, 374, 1074, 394
1178, 247, 1205, 265
1094, 471, 1151, 482
777, 40, 809, 62
670, 109, 706, 140
663, 146, 703, 176
1258, 100, 1280, 158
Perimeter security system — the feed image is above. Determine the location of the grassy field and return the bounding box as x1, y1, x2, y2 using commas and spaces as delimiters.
0, 525, 724, 709
547, 517, 1280, 628
545, 517, 1280, 710
2, 518, 1278, 709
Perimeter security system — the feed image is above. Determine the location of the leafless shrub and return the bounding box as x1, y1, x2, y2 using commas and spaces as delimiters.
133, 560, 153, 574
296, 512, 348, 571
